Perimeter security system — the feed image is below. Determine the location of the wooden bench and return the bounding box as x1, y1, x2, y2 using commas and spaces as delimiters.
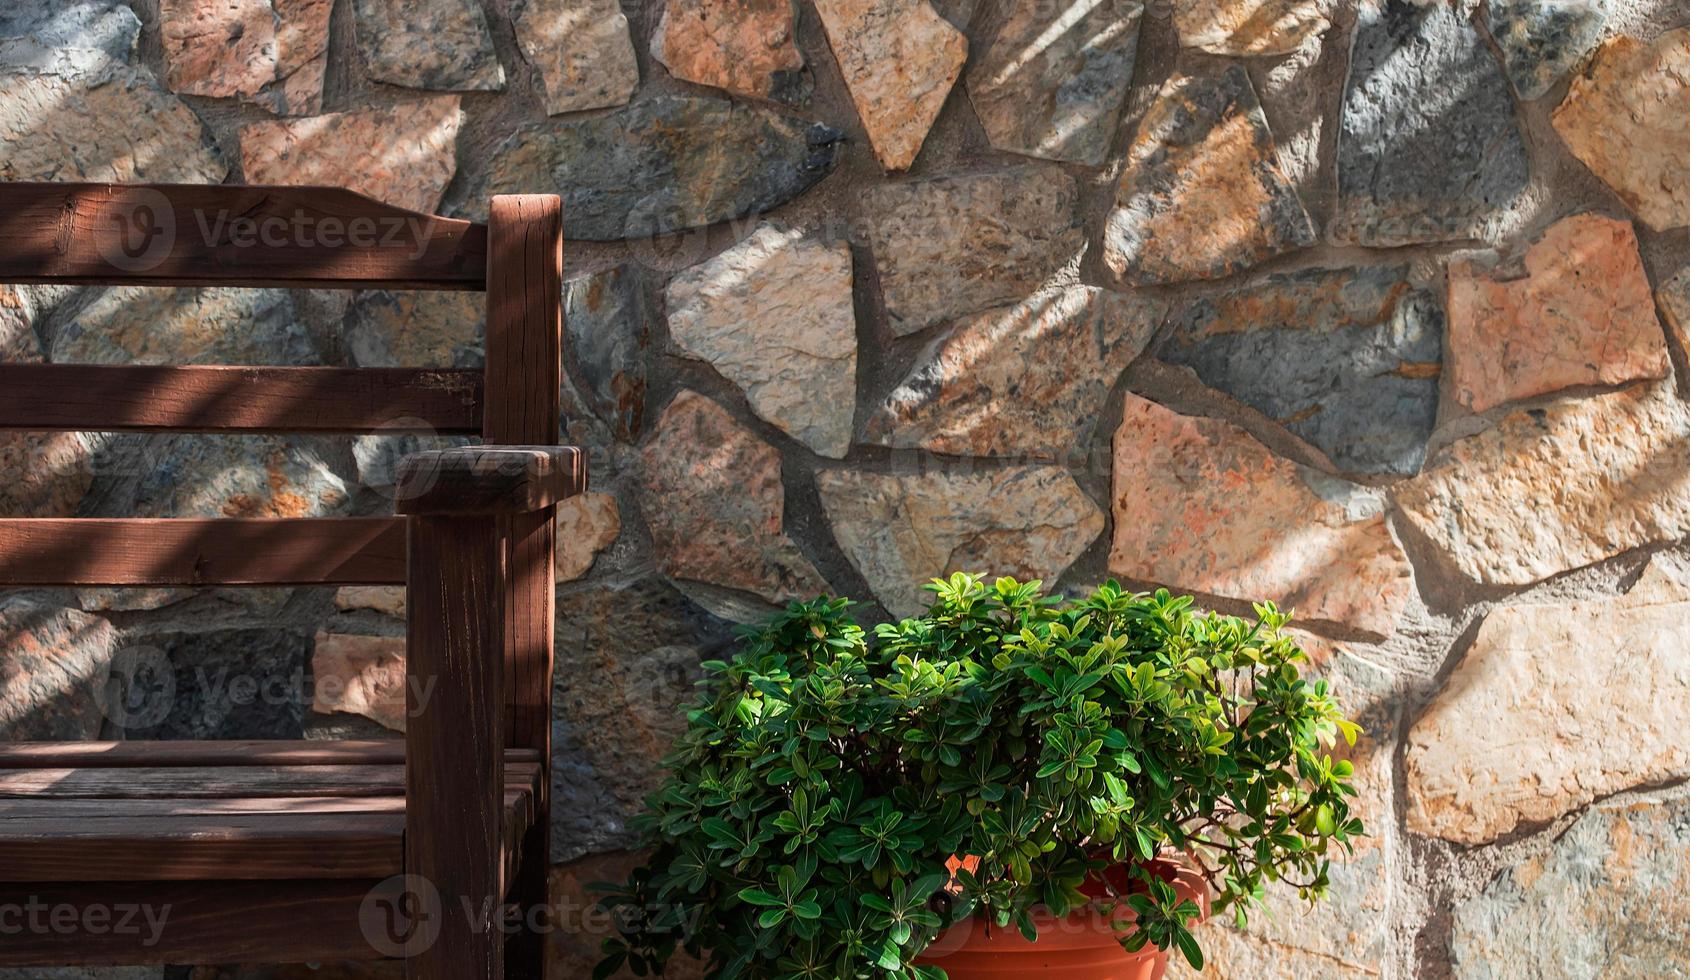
0, 182, 579, 979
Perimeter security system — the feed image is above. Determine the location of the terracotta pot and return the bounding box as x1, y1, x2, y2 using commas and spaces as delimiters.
914, 861, 1210, 980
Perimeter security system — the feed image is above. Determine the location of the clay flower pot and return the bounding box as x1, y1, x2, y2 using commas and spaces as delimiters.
915, 861, 1210, 980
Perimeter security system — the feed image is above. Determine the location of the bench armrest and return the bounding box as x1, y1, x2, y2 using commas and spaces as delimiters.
394, 445, 586, 515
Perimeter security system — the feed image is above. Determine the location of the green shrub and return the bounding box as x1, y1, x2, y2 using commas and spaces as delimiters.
597, 574, 1365, 979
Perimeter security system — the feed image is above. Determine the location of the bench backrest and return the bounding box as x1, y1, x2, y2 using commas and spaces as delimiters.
0, 181, 564, 754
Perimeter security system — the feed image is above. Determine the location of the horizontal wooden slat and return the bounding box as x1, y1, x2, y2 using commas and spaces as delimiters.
396, 445, 587, 514
0, 739, 544, 769
0, 878, 394, 964
0, 813, 407, 881
0, 182, 487, 289
0, 517, 407, 586
0, 762, 543, 799
0, 739, 407, 769
0, 787, 531, 820
0, 365, 483, 434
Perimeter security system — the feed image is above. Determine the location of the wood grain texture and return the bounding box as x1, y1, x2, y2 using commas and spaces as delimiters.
395, 445, 585, 514
484, 194, 565, 980
0, 878, 393, 965
0, 517, 407, 586
0, 365, 483, 434
0, 183, 487, 289
0, 763, 541, 800
406, 514, 507, 979
0, 740, 543, 769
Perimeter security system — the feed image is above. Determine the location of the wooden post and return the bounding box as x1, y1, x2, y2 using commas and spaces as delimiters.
405, 514, 507, 980
483, 194, 564, 979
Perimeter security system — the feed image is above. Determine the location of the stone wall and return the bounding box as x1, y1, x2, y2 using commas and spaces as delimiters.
1, 0, 1689, 977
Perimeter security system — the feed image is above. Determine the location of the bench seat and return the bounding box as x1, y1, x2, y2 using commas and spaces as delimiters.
0, 741, 541, 882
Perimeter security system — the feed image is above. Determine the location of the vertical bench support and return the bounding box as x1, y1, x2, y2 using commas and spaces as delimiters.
405, 513, 508, 980
484, 194, 564, 978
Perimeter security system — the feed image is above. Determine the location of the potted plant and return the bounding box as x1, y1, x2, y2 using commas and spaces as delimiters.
597, 574, 1366, 979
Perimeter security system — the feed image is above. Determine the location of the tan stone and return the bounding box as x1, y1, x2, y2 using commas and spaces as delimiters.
965, 0, 1142, 165
512, 0, 639, 115
269, 0, 332, 114
1661, 267, 1690, 356
1448, 213, 1668, 413
1406, 558, 1690, 844
333, 586, 407, 617
0, 68, 226, 184
0, 291, 93, 517
817, 466, 1103, 619
160, 0, 276, 99
1553, 29, 1690, 231
865, 165, 1084, 335
311, 632, 407, 732
346, 289, 481, 368
639, 391, 827, 604
1110, 395, 1413, 637
1104, 66, 1314, 285
1396, 380, 1690, 586
0, 598, 117, 741
556, 491, 620, 581
653, 0, 805, 102
863, 286, 1165, 459
50, 286, 321, 366
239, 97, 463, 213
1172, 0, 1331, 56
666, 225, 856, 457
352, 0, 504, 92
1449, 795, 1690, 979
813, 0, 967, 171
159, 0, 328, 114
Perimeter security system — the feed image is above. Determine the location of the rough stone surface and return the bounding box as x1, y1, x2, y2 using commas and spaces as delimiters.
160, 0, 331, 114
352, 0, 504, 91
48, 286, 323, 366
511, 0, 638, 115
1449, 794, 1690, 979
652, 0, 808, 103
0, 67, 226, 183
0, 598, 117, 741
1447, 212, 1668, 414
966, 0, 1142, 165
556, 491, 621, 581
311, 632, 407, 732
1104, 65, 1314, 286
334, 586, 406, 617
0, 0, 140, 78
865, 165, 1083, 335
564, 264, 651, 441
552, 578, 735, 862
865, 286, 1165, 459
1487, 0, 1610, 101
813, 0, 967, 171
1663, 267, 1690, 356
667, 225, 856, 457
1172, 0, 1330, 57
1406, 557, 1690, 844
1, 289, 95, 518
123, 628, 310, 740
1111, 394, 1414, 636
1553, 29, 1690, 232
1157, 265, 1442, 477
76, 433, 350, 611
347, 289, 482, 368
479, 96, 843, 239
1396, 380, 1690, 586
1336, 0, 1529, 246
817, 467, 1104, 619
640, 391, 828, 604
239, 96, 463, 213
